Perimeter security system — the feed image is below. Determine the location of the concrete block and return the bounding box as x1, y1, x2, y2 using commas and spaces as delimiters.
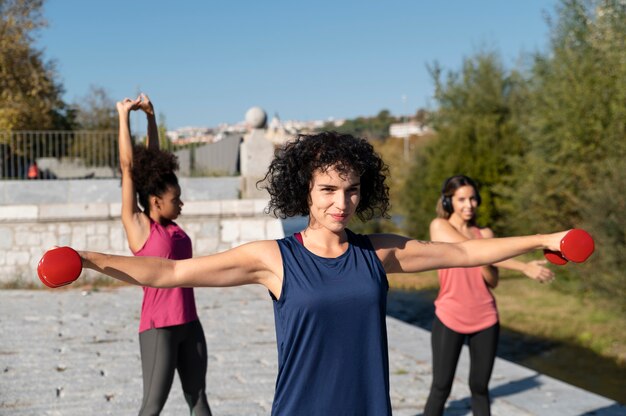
266, 219, 285, 239
0, 205, 38, 221
0, 181, 68, 204
233, 199, 256, 216
58, 223, 72, 235
0, 226, 14, 249
87, 235, 110, 252
254, 199, 271, 215
183, 201, 221, 216
57, 234, 71, 246
181, 222, 201, 233
68, 180, 120, 203
221, 220, 240, 243
71, 225, 87, 248
109, 227, 127, 252
180, 177, 241, 201
197, 219, 219, 238
40, 231, 57, 249
40, 203, 109, 220
240, 219, 267, 241
109, 202, 122, 218
96, 223, 108, 235
6, 251, 30, 266
220, 200, 240, 216
195, 238, 220, 255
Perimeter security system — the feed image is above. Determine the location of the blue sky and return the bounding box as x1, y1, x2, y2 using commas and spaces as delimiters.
38, 0, 558, 130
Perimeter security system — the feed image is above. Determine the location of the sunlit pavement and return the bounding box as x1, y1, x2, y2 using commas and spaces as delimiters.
1, 286, 623, 415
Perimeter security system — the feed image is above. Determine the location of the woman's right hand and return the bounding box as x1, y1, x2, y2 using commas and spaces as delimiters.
544, 230, 570, 252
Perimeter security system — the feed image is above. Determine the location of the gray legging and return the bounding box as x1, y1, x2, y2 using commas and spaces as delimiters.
138, 319, 212, 416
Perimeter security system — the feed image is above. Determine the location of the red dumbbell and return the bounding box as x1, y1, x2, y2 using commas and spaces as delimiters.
37, 246, 82, 288
544, 229, 595, 265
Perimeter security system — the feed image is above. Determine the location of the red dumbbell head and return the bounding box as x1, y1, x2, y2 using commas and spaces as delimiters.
543, 249, 568, 265
37, 246, 82, 288
560, 229, 595, 263
544, 229, 595, 265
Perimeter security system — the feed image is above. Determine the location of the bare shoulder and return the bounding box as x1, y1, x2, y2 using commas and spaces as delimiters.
429, 217, 450, 232
237, 239, 282, 270
429, 217, 459, 241
235, 239, 281, 258
430, 217, 446, 226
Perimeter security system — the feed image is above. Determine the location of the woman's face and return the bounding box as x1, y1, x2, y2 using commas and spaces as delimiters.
450, 185, 478, 221
153, 184, 183, 220
308, 166, 361, 233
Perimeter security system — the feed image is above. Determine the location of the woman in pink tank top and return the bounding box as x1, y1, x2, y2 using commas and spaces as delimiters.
424, 175, 554, 416
116, 94, 211, 415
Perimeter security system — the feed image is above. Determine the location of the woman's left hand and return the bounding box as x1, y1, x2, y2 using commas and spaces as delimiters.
136, 93, 154, 115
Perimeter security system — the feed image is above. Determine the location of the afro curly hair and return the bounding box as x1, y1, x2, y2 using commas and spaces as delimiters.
131, 145, 179, 213
260, 131, 390, 221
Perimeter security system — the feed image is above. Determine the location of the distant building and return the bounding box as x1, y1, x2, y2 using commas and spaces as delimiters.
167, 114, 347, 147
166, 126, 215, 145
389, 121, 432, 139
265, 114, 341, 145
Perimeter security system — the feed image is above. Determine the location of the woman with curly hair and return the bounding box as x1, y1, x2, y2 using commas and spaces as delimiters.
116, 94, 211, 416
78, 130, 569, 415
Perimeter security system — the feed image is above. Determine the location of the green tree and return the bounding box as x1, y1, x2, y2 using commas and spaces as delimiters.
67, 86, 118, 168
503, 0, 626, 297
0, 0, 72, 131
322, 109, 398, 141
402, 52, 528, 239
72, 85, 117, 130
156, 112, 171, 151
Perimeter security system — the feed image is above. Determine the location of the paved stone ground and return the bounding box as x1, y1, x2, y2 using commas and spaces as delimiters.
1, 286, 624, 416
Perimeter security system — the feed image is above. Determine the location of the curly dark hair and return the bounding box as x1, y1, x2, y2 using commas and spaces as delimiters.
260, 131, 390, 221
131, 145, 179, 212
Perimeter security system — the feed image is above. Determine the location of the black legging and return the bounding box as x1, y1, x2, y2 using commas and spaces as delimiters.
138, 319, 212, 416
424, 315, 500, 416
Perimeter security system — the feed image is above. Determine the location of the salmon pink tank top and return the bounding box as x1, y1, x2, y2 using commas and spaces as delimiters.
134, 219, 198, 333
434, 227, 498, 333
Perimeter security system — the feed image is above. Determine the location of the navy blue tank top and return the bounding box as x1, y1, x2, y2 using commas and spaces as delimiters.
271, 229, 391, 415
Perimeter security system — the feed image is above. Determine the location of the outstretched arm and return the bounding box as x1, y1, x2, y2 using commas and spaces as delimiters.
79, 239, 284, 297
493, 258, 554, 283
371, 230, 568, 274
428, 219, 499, 287
479, 225, 554, 283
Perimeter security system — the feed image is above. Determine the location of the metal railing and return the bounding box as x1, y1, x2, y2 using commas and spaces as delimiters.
0, 131, 242, 179
0, 131, 118, 179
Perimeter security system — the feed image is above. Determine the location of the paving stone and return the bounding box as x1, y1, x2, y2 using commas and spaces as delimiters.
0, 287, 623, 415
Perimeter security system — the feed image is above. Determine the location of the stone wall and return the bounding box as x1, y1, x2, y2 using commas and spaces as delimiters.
0, 198, 307, 286
0, 177, 242, 205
